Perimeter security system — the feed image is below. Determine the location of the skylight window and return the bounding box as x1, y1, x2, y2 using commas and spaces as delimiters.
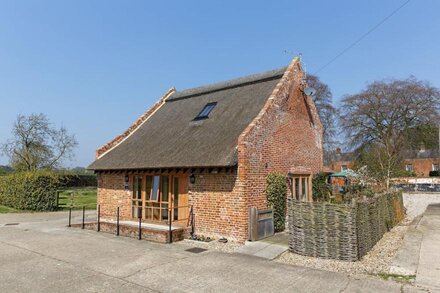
194, 102, 217, 120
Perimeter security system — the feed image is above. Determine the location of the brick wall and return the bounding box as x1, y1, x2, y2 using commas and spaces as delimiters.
403, 158, 439, 177
188, 172, 246, 241
237, 58, 323, 226
97, 173, 131, 220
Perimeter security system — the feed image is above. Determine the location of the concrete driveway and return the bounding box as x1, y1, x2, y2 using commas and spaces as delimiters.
391, 203, 440, 291
0, 211, 420, 292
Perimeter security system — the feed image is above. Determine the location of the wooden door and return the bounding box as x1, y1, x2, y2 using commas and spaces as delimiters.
172, 175, 189, 225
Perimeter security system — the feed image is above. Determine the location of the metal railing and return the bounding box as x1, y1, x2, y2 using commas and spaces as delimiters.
68, 204, 194, 244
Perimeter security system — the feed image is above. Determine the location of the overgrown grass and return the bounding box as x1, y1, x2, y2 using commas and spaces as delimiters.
58, 187, 97, 210
374, 272, 415, 284
0, 205, 20, 213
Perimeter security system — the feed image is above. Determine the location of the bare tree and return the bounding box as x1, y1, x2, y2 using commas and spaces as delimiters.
306, 74, 338, 162
340, 77, 440, 189
1, 113, 78, 171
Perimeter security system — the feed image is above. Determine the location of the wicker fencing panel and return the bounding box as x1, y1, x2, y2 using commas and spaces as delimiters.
288, 192, 404, 261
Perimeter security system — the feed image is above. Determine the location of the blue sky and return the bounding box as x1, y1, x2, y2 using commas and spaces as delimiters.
0, 0, 439, 167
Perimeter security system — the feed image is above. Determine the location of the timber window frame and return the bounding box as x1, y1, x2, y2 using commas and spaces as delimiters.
289, 174, 312, 202
131, 175, 143, 218
129, 174, 188, 223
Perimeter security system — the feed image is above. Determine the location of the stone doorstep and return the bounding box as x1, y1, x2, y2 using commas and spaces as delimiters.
103, 219, 183, 231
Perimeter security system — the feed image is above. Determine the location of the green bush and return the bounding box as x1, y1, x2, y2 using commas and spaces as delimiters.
429, 170, 439, 177
0, 171, 59, 211
312, 172, 332, 202
266, 173, 287, 232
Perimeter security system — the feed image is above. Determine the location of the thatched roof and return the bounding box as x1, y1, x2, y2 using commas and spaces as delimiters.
88, 67, 286, 170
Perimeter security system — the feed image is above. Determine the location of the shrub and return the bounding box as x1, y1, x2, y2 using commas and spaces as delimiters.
312, 172, 332, 202
0, 171, 59, 211
429, 170, 439, 177
266, 173, 287, 232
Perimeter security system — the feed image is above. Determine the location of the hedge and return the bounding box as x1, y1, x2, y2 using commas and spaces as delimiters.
0, 171, 59, 211
58, 174, 97, 187
266, 173, 287, 232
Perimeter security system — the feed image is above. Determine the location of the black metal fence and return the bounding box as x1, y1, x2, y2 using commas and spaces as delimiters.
68, 205, 194, 244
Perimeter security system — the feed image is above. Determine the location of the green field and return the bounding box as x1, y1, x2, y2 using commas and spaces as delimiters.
58, 187, 97, 210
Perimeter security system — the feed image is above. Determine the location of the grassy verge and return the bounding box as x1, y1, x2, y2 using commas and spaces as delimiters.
58, 187, 97, 210
0, 205, 20, 213
374, 272, 415, 284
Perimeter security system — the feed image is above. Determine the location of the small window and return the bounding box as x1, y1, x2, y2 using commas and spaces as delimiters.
341, 165, 348, 171
433, 164, 439, 171
194, 102, 217, 120
405, 164, 413, 172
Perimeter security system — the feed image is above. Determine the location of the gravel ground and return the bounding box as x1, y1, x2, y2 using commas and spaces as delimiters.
178, 238, 243, 253
276, 224, 408, 276
175, 193, 437, 276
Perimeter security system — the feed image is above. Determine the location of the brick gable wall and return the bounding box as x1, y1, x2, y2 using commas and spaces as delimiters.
238, 58, 323, 215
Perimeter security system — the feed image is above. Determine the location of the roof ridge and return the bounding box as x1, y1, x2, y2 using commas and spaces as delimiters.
167, 66, 287, 101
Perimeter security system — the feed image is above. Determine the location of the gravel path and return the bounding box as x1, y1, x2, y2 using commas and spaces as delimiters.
276, 224, 408, 276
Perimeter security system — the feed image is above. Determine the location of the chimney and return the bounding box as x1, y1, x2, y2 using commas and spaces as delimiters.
336, 148, 342, 155
419, 142, 426, 152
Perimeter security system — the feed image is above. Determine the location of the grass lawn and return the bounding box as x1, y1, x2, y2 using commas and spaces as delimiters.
0, 205, 20, 213
58, 187, 97, 210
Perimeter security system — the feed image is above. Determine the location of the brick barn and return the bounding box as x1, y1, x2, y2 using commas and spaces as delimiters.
88, 57, 323, 242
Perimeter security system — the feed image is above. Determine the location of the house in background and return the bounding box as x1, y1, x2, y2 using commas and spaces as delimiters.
88, 57, 323, 242
402, 143, 439, 177
330, 143, 439, 177
328, 148, 357, 172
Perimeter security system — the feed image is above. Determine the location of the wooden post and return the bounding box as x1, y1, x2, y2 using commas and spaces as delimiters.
116, 207, 120, 236
97, 205, 100, 232
168, 209, 172, 244
81, 206, 85, 229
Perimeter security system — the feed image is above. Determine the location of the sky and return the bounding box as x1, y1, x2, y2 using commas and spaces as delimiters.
0, 0, 439, 167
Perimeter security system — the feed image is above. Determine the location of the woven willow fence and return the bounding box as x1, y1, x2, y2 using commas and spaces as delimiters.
287, 192, 404, 261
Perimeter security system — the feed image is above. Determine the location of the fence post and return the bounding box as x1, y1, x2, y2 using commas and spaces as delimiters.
169, 209, 172, 244
68, 207, 72, 227
97, 205, 101, 232
116, 207, 120, 236
82, 206, 85, 229
138, 208, 142, 240
56, 191, 60, 208
190, 206, 195, 239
